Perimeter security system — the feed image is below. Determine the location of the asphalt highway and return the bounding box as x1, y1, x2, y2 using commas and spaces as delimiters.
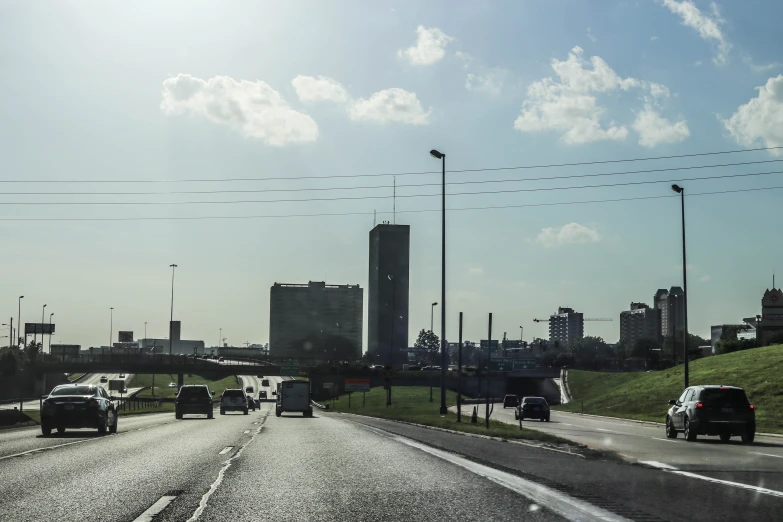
1, 400, 781, 521
453, 403, 783, 492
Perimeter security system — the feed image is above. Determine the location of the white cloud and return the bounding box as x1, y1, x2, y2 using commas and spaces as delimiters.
536, 222, 601, 247
662, 0, 731, 65
699, 275, 712, 282
466, 69, 507, 96
742, 55, 782, 73
514, 46, 681, 145
397, 26, 454, 66
348, 88, 431, 125
455, 51, 472, 69
291, 75, 349, 103
720, 75, 783, 156
160, 74, 317, 146
586, 27, 597, 42
633, 105, 690, 147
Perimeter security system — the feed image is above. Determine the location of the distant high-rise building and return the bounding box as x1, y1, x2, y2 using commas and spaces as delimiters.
654, 287, 684, 339
620, 302, 661, 346
549, 307, 584, 344
269, 281, 363, 360
368, 223, 410, 366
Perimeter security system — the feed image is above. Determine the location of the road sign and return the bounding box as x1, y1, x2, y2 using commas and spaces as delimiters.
480, 340, 499, 349
489, 358, 513, 371
108, 379, 125, 393
344, 378, 370, 392
513, 359, 538, 370
323, 383, 334, 389
25, 323, 55, 335
280, 362, 300, 374
502, 339, 521, 349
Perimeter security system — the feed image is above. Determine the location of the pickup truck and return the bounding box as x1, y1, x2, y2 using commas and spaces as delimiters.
275, 381, 312, 417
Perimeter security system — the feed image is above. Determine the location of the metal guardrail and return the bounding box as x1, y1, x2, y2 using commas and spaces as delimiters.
115, 397, 163, 411
0, 397, 45, 412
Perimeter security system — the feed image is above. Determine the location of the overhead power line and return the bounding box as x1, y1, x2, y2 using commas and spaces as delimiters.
1, 184, 781, 221
0, 145, 780, 184
2, 158, 781, 196
2, 168, 782, 206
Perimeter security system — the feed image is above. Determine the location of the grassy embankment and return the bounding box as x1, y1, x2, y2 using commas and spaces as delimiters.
327, 386, 566, 443
130, 374, 239, 399
557, 344, 783, 433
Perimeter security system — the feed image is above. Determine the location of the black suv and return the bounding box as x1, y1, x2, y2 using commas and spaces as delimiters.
502, 394, 519, 409
175, 385, 214, 419
516, 396, 550, 421
666, 385, 755, 443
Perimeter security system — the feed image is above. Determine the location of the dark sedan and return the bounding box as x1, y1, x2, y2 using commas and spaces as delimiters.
41, 384, 118, 436
515, 396, 550, 421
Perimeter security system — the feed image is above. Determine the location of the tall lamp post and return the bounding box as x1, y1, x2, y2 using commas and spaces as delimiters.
39, 304, 46, 348
109, 307, 114, 348
671, 184, 689, 388
430, 302, 438, 333
429, 149, 448, 415
169, 264, 178, 356
17, 296, 23, 347
49, 312, 54, 353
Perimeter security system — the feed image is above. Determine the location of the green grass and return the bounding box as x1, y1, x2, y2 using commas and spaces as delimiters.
558, 344, 783, 433
67, 373, 85, 382
327, 386, 567, 444
129, 374, 239, 399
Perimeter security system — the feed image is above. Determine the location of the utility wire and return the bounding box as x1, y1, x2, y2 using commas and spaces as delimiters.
2, 168, 782, 205
0, 145, 780, 184
2, 158, 781, 196
1, 184, 781, 221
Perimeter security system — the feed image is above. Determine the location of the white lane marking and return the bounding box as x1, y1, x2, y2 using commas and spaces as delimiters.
218, 446, 233, 455
651, 437, 678, 443
0, 439, 92, 461
670, 470, 783, 498
640, 461, 678, 470
369, 427, 629, 521
187, 416, 267, 522
596, 428, 612, 432
243, 430, 250, 434
132, 495, 177, 522
751, 452, 783, 459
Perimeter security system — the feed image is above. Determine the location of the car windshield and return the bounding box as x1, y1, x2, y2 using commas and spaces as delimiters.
50, 386, 94, 396
223, 390, 243, 398
524, 398, 547, 404
700, 388, 749, 405
179, 387, 209, 397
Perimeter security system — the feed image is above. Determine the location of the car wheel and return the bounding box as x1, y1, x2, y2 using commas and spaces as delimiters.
684, 417, 697, 441
207, 410, 214, 419
109, 412, 118, 434
545, 416, 550, 422
275, 408, 282, 417
56, 426, 66, 435
665, 417, 678, 439
175, 411, 183, 420
719, 433, 731, 442
41, 425, 52, 437
741, 428, 755, 444
244, 409, 249, 415
514, 411, 519, 420
98, 415, 108, 435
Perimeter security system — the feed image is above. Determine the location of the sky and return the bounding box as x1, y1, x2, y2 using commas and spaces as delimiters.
1, 0, 782, 350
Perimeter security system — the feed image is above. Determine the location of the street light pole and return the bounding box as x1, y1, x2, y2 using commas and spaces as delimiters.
519, 325, 523, 342
39, 304, 46, 348
49, 313, 53, 353
169, 264, 178, 356
109, 307, 114, 348
671, 184, 689, 388
430, 149, 448, 415
18, 296, 23, 347
430, 302, 438, 333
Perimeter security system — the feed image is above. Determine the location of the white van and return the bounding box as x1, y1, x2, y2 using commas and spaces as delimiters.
275, 381, 312, 417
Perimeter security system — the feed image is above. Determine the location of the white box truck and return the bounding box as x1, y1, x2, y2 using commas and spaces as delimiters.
275, 380, 312, 417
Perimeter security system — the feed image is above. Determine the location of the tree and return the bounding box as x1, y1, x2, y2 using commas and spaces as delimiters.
0, 346, 22, 376
414, 329, 440, 362
762, 330, 783, 347
24, 339, 42, 365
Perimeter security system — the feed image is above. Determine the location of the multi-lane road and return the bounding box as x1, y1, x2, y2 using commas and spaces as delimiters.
1, 396, 781, 521
0, 373, 141, 411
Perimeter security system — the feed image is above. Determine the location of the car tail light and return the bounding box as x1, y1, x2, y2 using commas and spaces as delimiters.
749, 404, 755, 410
696, 402, 703, 409
87, 398, 100, 408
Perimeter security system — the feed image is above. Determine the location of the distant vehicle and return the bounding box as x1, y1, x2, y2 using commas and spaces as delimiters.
247, 394, 256, 412
275, 381, 312, 417
516, 397, 550, 422
168, 382, 177, 388
99, 376, 108, 383
503, 395, 519, 409
261, 379, 270, 387
245, 386, 254, 394
257, 375, 264, 378
175, 385, 213, 419
40, 384, 118, 436
119, 373, 125, 379
220, 389, 248, 415
666, 385, 755, 443
218, 357, 225, 362
259, 390, 268, 399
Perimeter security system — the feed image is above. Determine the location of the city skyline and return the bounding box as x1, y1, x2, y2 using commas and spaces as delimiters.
2, 1, 782, 350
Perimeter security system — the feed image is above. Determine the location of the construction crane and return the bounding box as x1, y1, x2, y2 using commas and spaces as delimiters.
533, 317, 613, 323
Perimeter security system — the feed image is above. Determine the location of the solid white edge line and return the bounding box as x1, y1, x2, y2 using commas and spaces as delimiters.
362, 424, 630, 522
751, 452, 783, 459
218, 446, 233, 455
132, 495, 178, 522
670, 470, 783, 498
640, 461, 678, 470
0, 439, 92, 461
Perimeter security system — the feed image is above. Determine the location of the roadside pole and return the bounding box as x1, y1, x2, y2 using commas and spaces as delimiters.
348, 391, 352, 409
485, 313, 492, 429
457, 312, 463, 423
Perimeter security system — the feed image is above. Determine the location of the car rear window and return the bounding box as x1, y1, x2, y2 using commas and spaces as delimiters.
50, 386, 93, 396
699, 388, 749, 405
179, 387, 209, 397
524, 398, 547, 404
223, 390, 243, 397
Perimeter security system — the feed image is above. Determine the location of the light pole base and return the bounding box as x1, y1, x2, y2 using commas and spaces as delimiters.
439, 406, 447, 415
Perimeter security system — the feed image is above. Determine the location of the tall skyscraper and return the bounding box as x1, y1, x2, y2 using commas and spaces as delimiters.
368, 223, 410, 366
654, 287, 684, 339
549, 307, 584, 344
620, 302, 661, 346
269, 281, 363, 360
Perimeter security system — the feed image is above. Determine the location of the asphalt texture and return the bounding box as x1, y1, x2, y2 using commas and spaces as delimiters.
454, 403, 783, 492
